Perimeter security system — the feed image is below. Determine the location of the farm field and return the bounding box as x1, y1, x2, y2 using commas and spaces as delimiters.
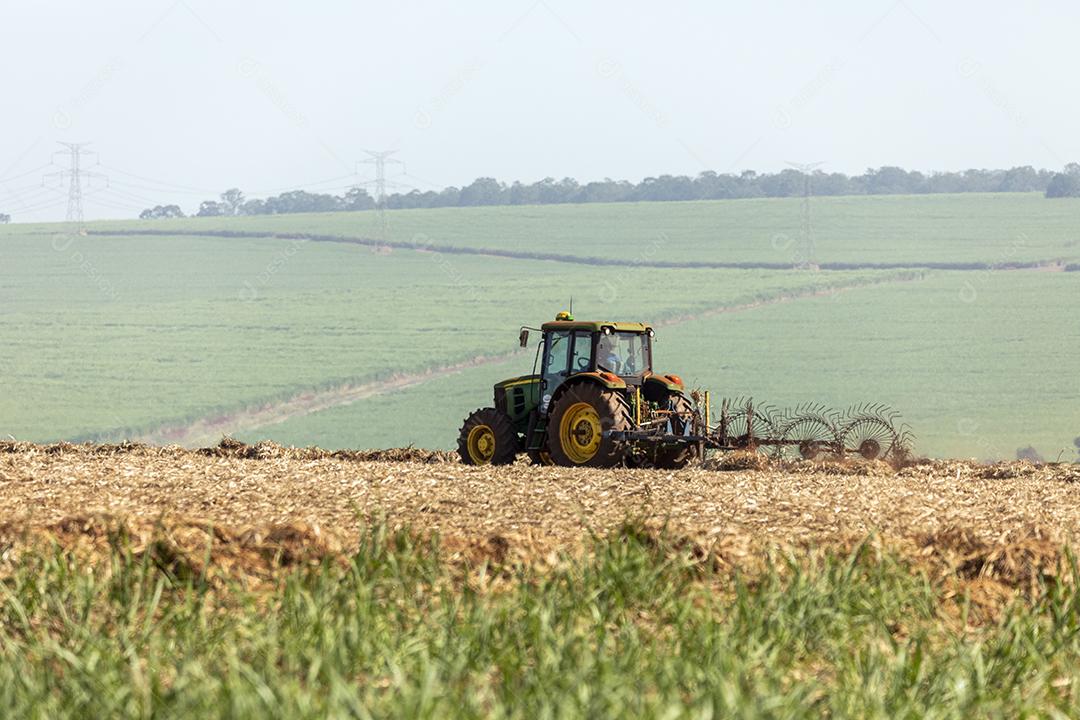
245, 271, 1080, 460
662, 271, 1080, 460
0, 230, 880, 442
81, 192, 1080, 267
2, 192, 1078, 459
2, 443, 1080, 717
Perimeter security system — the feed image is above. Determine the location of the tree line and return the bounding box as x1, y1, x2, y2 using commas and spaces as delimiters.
138, 163, 1080, 219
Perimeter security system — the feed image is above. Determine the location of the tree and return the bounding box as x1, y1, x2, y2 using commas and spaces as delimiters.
342, 187, 375, 211
263, 190, 340, 214
0, 213, 9, 224
139, 204, 185, 219
760, 169, 806, 198
861, 166, 926, 194
507, 181, 540, 205
176, 162, 1078, 216
997, 166, 1041, 192
197, 200, 226, 217
1045, 173, 1080, 198
636, 174, 695, 201
220, 188, 245, 215
578, 179, 634, 204
458, 177, 505, 206
239, 198, 266, 215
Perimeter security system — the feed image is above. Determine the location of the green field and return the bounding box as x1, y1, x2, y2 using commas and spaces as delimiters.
2, 192, 1079, 459
0, 230, 879, 440
243, 272, 1080, 459
83, 192, 1080, 266
6, 525, 1080, 718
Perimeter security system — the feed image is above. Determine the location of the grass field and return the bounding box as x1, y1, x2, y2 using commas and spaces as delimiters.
2, 231, 878, 441
246, 271, 1080, 459
84, 192, 1080, 266
9, 526, 1080, 718
2, 192, 1078, 459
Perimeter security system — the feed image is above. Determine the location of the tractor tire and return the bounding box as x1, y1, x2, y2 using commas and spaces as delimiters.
547, 382, 633, 468
654, 392, 700, 470
457, 407, 519, 466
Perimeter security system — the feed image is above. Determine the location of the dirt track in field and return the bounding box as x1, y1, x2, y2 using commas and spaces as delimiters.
2, 441, 1079, 597
125, 274, 920, 447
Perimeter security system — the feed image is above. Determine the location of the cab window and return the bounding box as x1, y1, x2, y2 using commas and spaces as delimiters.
541, 331, 571, 409
597, 331, 650, 376
570, 331, 593, 373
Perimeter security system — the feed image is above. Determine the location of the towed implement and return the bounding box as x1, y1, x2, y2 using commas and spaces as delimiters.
458, 313, 911, 468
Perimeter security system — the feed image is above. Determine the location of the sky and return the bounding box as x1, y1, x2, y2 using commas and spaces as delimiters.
1, 1, 1077, 221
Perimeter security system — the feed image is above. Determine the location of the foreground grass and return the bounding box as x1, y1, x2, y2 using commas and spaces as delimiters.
2, 526, 1080, 718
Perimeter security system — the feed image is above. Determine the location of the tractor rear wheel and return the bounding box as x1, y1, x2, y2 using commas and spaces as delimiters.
654, 392, 700, 470
547, 382, 632, 467
457, 407, 519, 465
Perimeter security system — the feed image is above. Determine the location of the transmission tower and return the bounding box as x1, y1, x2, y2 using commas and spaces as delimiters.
358, 150, 404, 242
45, 142, 107, 230
359, 150, 404, 207
785, 160, 824, 269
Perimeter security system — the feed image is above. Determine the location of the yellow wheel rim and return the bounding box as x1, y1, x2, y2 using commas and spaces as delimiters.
558, 402, 602, 464
466, 425, 496, 464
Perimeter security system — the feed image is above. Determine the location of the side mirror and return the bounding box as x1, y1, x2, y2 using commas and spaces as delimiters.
519, 329, 530, 348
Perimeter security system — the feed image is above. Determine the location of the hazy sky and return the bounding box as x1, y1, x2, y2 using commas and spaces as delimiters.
2, 1, 1077, 220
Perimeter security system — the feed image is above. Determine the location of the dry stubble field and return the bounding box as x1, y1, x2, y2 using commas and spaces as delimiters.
10, 441, 1080, 716
3, 440, 1079, 598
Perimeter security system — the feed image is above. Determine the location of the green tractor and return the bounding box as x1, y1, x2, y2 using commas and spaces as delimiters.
457, 312, 701, 469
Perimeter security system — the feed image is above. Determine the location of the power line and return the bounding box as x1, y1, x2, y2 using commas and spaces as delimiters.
400, 171, 445, 190
0, 164, 55, 185
6, 195, 69, 214
96, 165, 216, 194
247, 172, 361, 196
84, 196, 148, 213
107, 178, 208, 197
0, 184, 60, 204
7, 197, 67, 213
102, 185, 164, 206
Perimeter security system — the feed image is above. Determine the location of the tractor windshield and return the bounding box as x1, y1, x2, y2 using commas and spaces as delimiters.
596, 331, 650, 376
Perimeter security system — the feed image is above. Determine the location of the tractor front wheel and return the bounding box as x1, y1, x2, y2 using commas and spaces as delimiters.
457, 407, 519, 465
547, 383, 633, 467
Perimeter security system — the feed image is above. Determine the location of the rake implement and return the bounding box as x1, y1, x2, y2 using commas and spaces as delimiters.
617, 396, 914, 463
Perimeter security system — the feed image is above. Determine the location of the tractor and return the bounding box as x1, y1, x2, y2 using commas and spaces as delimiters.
457, 312, 701, 468
457, 313, 914, 468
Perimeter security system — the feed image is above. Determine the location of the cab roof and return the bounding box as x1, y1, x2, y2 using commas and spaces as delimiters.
540, 320, 652, 333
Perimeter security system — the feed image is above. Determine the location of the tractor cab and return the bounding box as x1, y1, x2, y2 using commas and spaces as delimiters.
533, 312, 654, 414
